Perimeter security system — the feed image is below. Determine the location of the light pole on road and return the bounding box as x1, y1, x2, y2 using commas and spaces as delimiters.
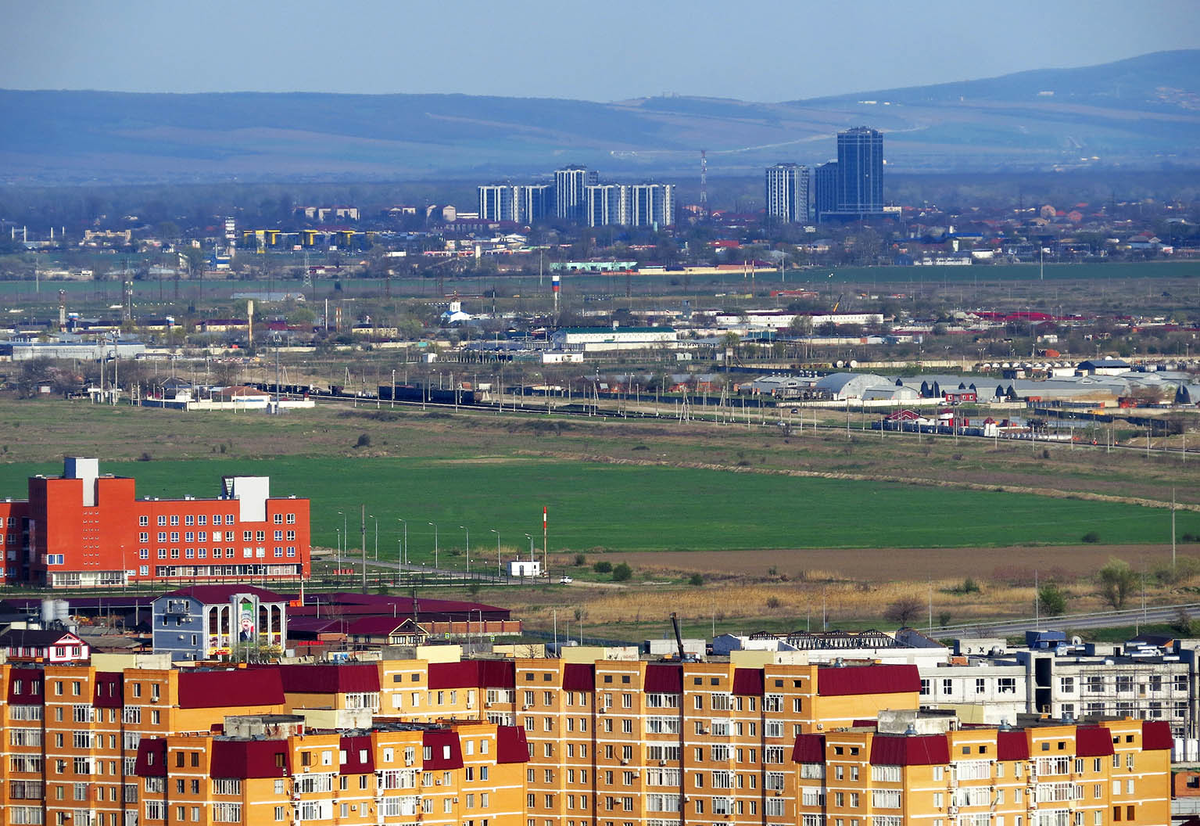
459, 526, 470, 574
429, 522, 438, 568
398, 518, 407, 565
490, 529, 501, 576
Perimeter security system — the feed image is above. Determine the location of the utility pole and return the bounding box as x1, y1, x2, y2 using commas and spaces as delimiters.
360, 504, 367, 593
1172, 487, 1177, 570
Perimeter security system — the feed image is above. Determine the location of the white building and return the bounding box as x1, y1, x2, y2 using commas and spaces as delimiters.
508, 560, 541, 577
551, 326, 677, 353
765, 163, 810, 224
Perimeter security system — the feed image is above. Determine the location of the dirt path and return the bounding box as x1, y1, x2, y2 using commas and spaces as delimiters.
600, 543, 1180, 582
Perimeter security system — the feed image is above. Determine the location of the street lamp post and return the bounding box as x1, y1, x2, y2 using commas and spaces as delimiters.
459, 526, 470, 574
429, 522, 438, 568
334, 527, 341, 577
369, 514, 379, 561
490, 529, 500, 576
336, 510, 347, 576
398, 518, 407, 565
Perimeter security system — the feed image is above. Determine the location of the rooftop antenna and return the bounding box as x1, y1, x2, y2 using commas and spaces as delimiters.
699, 149, 708, 218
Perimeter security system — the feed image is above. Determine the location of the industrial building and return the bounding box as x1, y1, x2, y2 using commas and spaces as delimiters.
0, 458, 310, 588
550, 326, 678, 353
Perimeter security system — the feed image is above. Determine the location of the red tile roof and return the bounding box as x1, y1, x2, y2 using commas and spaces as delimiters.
1143, 720, 1173, 751
792, 733, 825, 763
497, 726, 530, 764
997, 730, 1029, 761
563, 663, 595, 692
732, 668, 764, 696
272, 664, 380, 694
817, 664, 921, 696
161, 585, 286, 604
644, 663, 682, 694
427, 660, 515, 691
177, 669, 285, 709
1076, 727, 1116, 758
94, 671, 124, 708
210, 739, 291, 779
423, 730, 463, 770
870, 734, 950, 766
135, 738, 168, 777
6, 667, 44, 703
340, 735, 375, 774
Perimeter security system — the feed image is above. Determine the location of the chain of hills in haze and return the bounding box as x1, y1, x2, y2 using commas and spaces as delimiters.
1, 50, 1198, 186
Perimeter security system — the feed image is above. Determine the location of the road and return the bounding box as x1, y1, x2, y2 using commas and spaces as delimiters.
941, 602, 1200, 638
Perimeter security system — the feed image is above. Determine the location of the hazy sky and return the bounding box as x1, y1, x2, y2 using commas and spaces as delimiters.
3, 0, 1199, 101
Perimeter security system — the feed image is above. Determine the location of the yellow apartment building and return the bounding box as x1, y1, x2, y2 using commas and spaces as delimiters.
0, 655, 1173, 826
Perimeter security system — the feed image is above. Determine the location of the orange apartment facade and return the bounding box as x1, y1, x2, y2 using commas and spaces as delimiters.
0, 458, 310, 588
0, 657, 1172, 826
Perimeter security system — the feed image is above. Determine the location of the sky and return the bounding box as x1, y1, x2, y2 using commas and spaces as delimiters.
2, 0, 1199, 102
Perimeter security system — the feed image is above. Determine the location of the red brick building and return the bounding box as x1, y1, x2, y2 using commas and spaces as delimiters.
0, 458, 310, 588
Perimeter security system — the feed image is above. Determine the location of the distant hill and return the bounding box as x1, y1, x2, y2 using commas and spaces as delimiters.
1, 50, 1198, 185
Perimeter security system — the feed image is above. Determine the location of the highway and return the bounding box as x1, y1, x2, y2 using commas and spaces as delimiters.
940, 602, 1200, 638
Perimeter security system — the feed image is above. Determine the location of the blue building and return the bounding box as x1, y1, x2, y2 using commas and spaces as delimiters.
152, 584, 289, 662
835, 127, 884, 217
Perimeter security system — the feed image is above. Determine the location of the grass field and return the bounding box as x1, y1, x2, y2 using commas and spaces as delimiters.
0, 454, 1193, 565
2, 396, 1198, 635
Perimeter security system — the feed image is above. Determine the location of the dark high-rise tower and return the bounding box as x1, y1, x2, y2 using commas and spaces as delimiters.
835, 127, 884, 217
813, 162, 838, 222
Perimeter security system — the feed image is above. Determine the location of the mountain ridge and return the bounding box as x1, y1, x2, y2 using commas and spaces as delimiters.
2, 50, 1198, 185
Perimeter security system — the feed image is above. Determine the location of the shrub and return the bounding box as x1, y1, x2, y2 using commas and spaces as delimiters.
573, 553, 586, 566
938, 611, 952, 627
689, 573, 704, 586
593, 561, 613, 574
883, 597, 923, 626
1082, 531, 1100, 544
1172, 608, 1196, 636
611, 563, 632, 582
1038, 582, 1069, 616
1097, 558, 1136, 609
961, 577, 981, 594
355, 433, 371, 448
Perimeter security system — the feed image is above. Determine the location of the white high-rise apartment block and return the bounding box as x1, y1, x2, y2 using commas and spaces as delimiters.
764, 163, 810, 223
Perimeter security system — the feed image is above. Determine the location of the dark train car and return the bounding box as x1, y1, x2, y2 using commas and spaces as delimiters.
379, 385, 477, 405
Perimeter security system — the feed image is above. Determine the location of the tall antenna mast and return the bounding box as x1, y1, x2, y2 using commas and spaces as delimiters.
699, 149, 708, 218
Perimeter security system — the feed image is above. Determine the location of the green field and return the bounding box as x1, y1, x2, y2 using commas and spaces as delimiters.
0, 456, 1191, 562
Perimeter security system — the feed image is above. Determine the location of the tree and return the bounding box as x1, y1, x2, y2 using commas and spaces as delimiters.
1097, 558, 1138, 610
883, 596, 924, 627
1037, 583, 1068, 617
787, 314, 813, 337
611, 563, 632, 582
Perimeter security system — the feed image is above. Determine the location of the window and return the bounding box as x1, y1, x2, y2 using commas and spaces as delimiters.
871, 765, 900, 783
872, 790, 902, 809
